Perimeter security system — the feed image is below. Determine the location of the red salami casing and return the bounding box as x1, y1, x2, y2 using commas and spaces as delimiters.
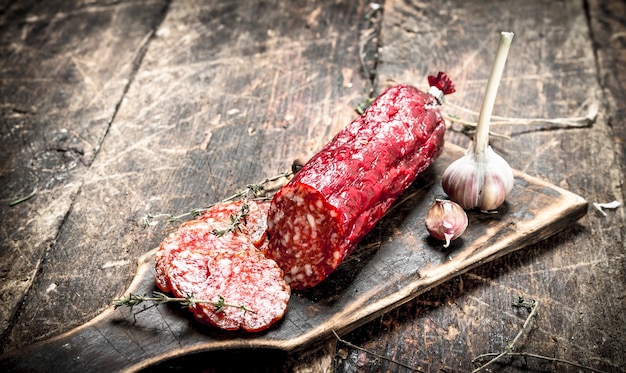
266, 80, 452, 290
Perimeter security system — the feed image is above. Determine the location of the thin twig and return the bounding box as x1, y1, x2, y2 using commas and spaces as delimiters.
472, 298, 609, 372
470, 298, 607, 372
332, 330, 422, 372
444, 101, 598, 127
8, 187, 37, 206
332, 298, 607, 373
113, 291, 254, 315
444, 115, 511, 139
358, 2, 383, 97
471, 299, 538, 372
473, 352, 609, 373
140, 170, 292, 228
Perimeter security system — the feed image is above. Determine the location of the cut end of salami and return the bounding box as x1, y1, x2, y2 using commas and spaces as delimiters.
154, 200, 289, 332
266, 84, 448, 290
267, 183, 344, 288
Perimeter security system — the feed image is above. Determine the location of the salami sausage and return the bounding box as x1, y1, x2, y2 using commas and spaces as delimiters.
265, 73, 455, 290
154, 200, 288, 332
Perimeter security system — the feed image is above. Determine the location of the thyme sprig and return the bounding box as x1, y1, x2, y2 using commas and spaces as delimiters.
113, 291, 255, 315
333, 296, 607, 373
211, 202, 250, 237
140, 170, 293, 228
8, 187, 38, 206
333, 330, 421, 371
471, 297, 538, 372
355, 97, 374, 115
472, 297, 607, 372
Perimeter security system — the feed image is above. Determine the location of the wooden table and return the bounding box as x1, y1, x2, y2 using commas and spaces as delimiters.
1, 0, 624, 371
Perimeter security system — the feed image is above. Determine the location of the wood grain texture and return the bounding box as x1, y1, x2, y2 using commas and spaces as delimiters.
0, 0, 624, 371
0, 143, 588, 372
587, 0, 626, 205
0, 0, 372, 356
0, 0, 169, 349
334, 0, 626, 372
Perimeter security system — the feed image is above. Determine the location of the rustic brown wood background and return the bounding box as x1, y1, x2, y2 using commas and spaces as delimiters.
0, 0, 624, 372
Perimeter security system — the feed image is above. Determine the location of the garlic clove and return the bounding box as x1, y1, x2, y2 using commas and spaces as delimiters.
478, 146, 514, 211
441, 150, 481, 209
484, 146, 514, 193
425, 199, 468, 248
478, 173, 508, 211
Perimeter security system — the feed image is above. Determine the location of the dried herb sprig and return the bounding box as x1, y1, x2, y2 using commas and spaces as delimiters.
355, 97, 374, 115
333, 296, 607, 373
211, 202, 250, 237
471, 297, 538, 372
113, 291, 254, 315
8, 187, 38, 206
140, 170, 293, 228
332, 330, 422, 372
472, 297, 608, 372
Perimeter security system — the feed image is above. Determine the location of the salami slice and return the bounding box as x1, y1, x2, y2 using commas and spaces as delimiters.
154, 201, 276, 289
154, 199, 289, 331
237, 200, 270, 248
266, 75, 454, 290
167, 247, 290, 332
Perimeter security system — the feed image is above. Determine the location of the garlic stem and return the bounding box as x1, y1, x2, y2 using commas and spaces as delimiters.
473, 31, 514, 155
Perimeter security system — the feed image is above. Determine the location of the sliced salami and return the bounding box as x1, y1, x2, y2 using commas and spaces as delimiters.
155, 200, 271, 292
266, 76, 454, 290
167, 248, 290, 332
234, 200, 270, 248
155, 216, 247, 293
196, 200, 270, 248
154, 199, 289, 332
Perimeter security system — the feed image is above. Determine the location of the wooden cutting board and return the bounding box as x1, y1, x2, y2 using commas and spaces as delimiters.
0, 143, 588, 372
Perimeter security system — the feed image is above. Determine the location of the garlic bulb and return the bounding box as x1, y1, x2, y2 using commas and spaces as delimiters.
442, 31, 515, 211
442, 145, 514, 211
425, 199, 468, 248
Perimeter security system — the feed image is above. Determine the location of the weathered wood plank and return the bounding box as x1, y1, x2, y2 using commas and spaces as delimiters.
0, 0, 372, 355
0, 0, 169, 350
334, 0, 626, 372
587, 0, 626, 204
1, 0, 624, 371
